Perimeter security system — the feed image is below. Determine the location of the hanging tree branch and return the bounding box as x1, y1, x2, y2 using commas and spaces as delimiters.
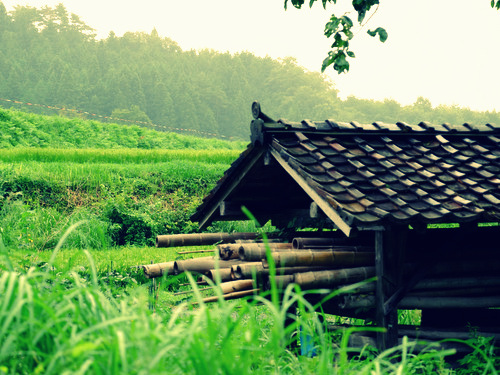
284, 0, 387, 74
286, 1, 500, 74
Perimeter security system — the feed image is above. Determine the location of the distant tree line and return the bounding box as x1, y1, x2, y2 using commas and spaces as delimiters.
0, 2, 499, 139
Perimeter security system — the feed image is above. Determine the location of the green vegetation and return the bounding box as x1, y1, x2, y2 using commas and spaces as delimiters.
0, 108, 246, 149
1, 2, 500, 140
0, 108, 245, 250
0, 157, 226, 249
0, 147, 241, 164
2, 244, 499, 374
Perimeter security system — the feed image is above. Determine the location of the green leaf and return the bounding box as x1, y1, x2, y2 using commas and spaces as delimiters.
285, 0, 305, 9
341, 15, 353, 28
367, 27, 388, 42
357, 10, 366, 23
333, 52, 350, 74
331, 32, 348, 49
324, 15, 340, 37
321, 53, 335, 73
346, 50, 355, 58
378, 28, 388, 42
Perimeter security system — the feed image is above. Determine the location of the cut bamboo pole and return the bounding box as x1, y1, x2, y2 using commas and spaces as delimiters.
231, 262, 263, 279
177, 250, 215, 255
264, 250, 375, 268
218, 279, 255, 294
293, 266, 376, 289
201, 288, 260, 303
140, 261, 175, 278
270, 267, 375, 290
156, 232, 260, 248
207, 268, 233, 282
218, 244, 242, 260
218, 243, 291, 260
232, 263, 331, 280
238, 243, 293, 261
173, 257, 243, 275
292, 237, 371, 249
175, 279, 254, 296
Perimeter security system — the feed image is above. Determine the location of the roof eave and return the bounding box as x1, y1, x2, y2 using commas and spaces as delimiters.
270, 148, 353, 236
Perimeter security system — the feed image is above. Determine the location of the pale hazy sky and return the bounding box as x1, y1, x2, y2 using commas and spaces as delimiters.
3, 0, 500, 112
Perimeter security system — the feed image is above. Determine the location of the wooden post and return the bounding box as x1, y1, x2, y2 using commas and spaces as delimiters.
375, 228, 402, 350
375, 231, 386, 350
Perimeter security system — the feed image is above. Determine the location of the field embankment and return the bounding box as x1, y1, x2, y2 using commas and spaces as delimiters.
0, 108, 245, 251
0, 108, 246, 149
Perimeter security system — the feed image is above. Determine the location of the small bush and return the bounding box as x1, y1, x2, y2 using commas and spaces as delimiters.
103, 199, 155, 247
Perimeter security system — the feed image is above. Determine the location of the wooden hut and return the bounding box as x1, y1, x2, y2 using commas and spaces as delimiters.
172, 102, 500, 350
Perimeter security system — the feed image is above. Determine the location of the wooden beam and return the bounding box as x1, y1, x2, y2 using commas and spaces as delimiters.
270, 148, 352, 236
310, 202, 318, 218
264, 150, 271, 166
198, 148, 265, 229
219, 200, 315, 219
375, 230, 386, 350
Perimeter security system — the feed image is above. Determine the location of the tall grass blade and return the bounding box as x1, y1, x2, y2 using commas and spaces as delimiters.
47, 221, 86, 269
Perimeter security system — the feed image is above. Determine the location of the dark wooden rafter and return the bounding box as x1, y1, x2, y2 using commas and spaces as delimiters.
270, 148, 352, 236
219, 201, 325, 220
197, 147, 266, 229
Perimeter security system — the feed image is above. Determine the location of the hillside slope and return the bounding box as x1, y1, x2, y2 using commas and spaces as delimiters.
0, 108, 246, 149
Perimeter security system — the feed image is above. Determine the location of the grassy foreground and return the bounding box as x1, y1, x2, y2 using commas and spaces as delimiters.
2, 240, 500, 374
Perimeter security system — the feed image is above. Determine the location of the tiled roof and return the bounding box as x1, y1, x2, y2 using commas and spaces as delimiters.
192, 102, 500, 234
270, 125, 500, 225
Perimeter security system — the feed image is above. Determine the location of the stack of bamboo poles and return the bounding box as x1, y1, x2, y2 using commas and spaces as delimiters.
140, 232, 376, 304
140, 232, 500, 347
141, 232, 500, 314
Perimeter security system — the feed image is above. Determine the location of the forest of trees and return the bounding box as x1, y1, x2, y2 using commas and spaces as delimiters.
1, 2, 499, 140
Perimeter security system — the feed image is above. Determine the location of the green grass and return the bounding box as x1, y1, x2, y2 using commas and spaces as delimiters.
0, 148, 242, 164
1, 229, 499, 374
0, 146, 239, 250
0, 107, 247, 149
0, 159, 229, 196
2, 247, 497, 374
